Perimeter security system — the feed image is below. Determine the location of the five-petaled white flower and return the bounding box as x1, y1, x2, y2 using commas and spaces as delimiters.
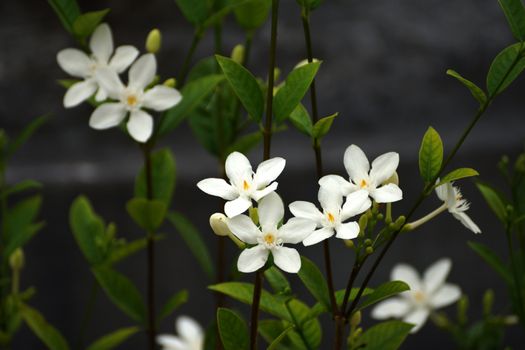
227, 192, 316, 273
320, 144, 403, 203
289, 183, 371, 246
57, 23, 139, 108
90, 53, 182, 142
197, 152, 286, 218
156, 316, 204, 350
435, 181, 481, 234
371, 258, 461, 333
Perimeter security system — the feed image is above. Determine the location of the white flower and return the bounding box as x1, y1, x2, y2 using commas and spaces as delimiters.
319, 144, 403, 203
157, 316, 204, 350
197, 152, 286, 218
90, 53, 182, 142
371, 258, 461, 333
227, 192, 315, 273
289, 183, 371, 246
57, 23, 139, 108
435, 181, 481, 234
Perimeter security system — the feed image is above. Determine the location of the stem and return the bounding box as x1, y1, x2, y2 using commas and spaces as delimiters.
76, 280, 98, 350
506, 226, 525, 327
323, 241, 337, 316
249, 270, 263, 350
178, 29, 203, 86
404, 204, 448, 231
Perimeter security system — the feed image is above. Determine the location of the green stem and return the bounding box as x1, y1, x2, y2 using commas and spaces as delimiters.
178, 29, 204, 86
249, 270, 263, 350
76, 279, 98, 350
506, 225, 525, 328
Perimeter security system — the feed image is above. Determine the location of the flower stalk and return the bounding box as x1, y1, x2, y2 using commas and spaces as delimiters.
404, 203, 448, 231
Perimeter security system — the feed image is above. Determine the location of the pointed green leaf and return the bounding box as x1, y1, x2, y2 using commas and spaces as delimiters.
289, 104, 313, 137
468, 241, 512, 285
234, 0, 271, 30
1, 180, 42, 200
259, 320, 296, 350
4, 223, 44, 260
297, 256, 331, 313
446, 69, 487, 105
134, 148, 176, 206
5, 195, 42, 242
216, 55, 264, 122
19, 304, 69, 350
354, 320, 413, 350
498, 0, 525, 41
217, 308, 249, 350
126, 198, 167, 232
311, 288, 374, 316
226, 131, 263, 155
107, 238, 148, 265
274, 62, 321, 124
86, 327, 139, 350
6, 115, 48, 159
476, 182, 509, 224
264, 266, 291, 295
267, 325, 295, 350
357, 281, 410, 311
486, 43, 525, 96
158, 290, 189, 322
418, 126, 443, 182
285, 299, 322, 349
436, 168, 479, 187
175, 0, 209, 24
48, 0, 81, 33
312, 113, 337, 140
72, 9, 110, 40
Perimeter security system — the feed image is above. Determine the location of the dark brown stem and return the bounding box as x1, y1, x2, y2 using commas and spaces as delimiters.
249, 270, 263, 350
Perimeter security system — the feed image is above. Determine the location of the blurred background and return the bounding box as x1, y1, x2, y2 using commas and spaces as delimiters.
1, 0, 525, 348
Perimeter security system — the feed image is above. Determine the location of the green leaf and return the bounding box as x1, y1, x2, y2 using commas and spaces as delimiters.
5, 195, 42, 242
486, 43, 525, 96
107, 238, 148, 265
86, 327, 139, 350
312, 113, 337, 140
418, 126, 443, 182
446, 69, 487, 105
126, 198, 167, 232
4, 223, 44, 260
311, 288, 374, 316
216, 55, 264, 122
296, 0, 323, 11
436, 168, 479, 187
357, 281, 410, 311
285, 299, 322, 349
158, 290, 189, 322
354, 320, 413, 350
167, 212, 215, 280
1, 180, 42, 199
226, 131, 262, 155
175, 0, 209, 24
217, 308, 249, 350
298, 256, 331, 313
234, 0, 271, 30
274, 62, 321, 124
267, 325, 295, 350
159, 74, 225, 135
19, 304, 69, 350
134, 148, 176, 206
72, 9, 110, 40
468, 241, 512, 285
289, 104, 313, 137
92, 266, 146, 323
48, 0, 81, 33
259, 320, 296, 350
264, 266, 291, 295
476, 182, 509, 224
498, 0, 525, 41
6, 115, 47, 159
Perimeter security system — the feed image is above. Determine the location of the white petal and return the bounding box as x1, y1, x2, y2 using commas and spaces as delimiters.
344, 144, 370, 183
279, 218, 316, 244
109, 45, 139, 73
95, 68, 124, 99
227, 215, 259, 244
370, 183, 403, 203
430, 283, 461, 309
57, 48, 91, 77
371, 298, 411, 319
89, 103, 127, 129
129, 53, 156, 89
143, 85, 182, 111
197, 178, 238, 200
303, 227, 334, 246
319, 174, 355, 196
127, 110, 153, 143
452, 212, 481, 234
391, 263, 422, 291
253, 157, 286, 188
272, 246, 301, 273
225, 152, 253, 187
318, 186, 343, 213
252, 182, 278, 202
224, 196, 252, 218
341, 189, 371, 220
289, 201, 323, 222
156, 335, 186, 349
63, 80, 97, 108
237, 245, 269, 273
370, 152, 399, 186
423, 258, 451, 294
434, 180, 449, 202
176, 316, 203, 344
90, 23, 113, 63
335, 222, 360, 240
95, 88, 108, 102
404, 308, 429, 333
258, 192, 284, 232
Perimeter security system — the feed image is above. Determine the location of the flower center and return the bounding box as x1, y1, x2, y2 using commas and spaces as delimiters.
263, 233, 275, 245
413, 291, 426, 303
327, 212, 335, 223
243, 180, 250, 191
360, 179, 368, 188
126, 95, 138, 107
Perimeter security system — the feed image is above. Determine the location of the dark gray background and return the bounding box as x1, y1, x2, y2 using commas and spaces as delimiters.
1, 0, 524, 348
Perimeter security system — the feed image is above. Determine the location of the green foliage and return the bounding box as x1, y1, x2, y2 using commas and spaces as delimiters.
289, 104, 313, 136
352, 320, 413, 350
19, 304, 70, 350
217, 308, 249, 350
436, 168, 479, 187
1, 180, 42, 200
86, 327, 139, 350
134, 148, 176, 206
498, 0, 525, 41
297, 256, 331, 313
419, 126, 443, 182
357, 281, 410, 311
486, 43, 525, 96
158, 290, 189, 322
106, 237, 148, 265
48, 0, 81, 33
6, 115, 48, 160
126, 198, 167, 232
296, 0, 324, 11
72, 9, 110, 40
446, 70, 487, 105
167, 212, 215, 280
226, 130, 263, 155
234, 0, 271, 30
175, 0, 209, 25
285, 299, 322, 349
468, 241, 512, 285
312, 113, 338, 140
264, 266, 291, 295
476, 182, 509, 224
4, 196, 44, 259
266, 324, 295, 350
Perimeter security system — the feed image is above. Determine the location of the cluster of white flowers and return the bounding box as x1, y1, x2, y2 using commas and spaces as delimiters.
57, 23, 182, 142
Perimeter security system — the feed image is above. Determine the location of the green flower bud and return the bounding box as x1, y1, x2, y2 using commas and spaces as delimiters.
209, 213, 231, 237
431, 312, 449, 328
358, 213, 368, 232
457, 295, 468, 325
146, 28, 162, 54
365, 246, 373, 255
344, 239, 354, 248
273, 68, 281, 82
231, 44, 245, 64
249, 207, 259, 226
515, 153, 525, 173
364, 239, 372, 246
9, 248, 24, 271
376, 213, 384, 221
394, 215, 406, 229
350, 311, 361, 327
483, 289, 494, 316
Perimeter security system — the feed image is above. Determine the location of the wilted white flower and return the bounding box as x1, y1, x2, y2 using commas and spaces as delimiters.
371, 258, 461, 333
227, 193, 315, 273
197, 152, 285, 218
57, 23, 139, 107
156, 316, 204, 350
90, 53, 182, 142
320, 144, 402, 203
435, 181, 481, 234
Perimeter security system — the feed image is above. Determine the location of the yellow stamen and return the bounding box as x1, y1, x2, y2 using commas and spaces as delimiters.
263, 233, 275, 245
327, 212, 335, 223
243, 180, 250, 191
127, 95, 138, 106
414, 291, 425, 302
360, 179, 368, 188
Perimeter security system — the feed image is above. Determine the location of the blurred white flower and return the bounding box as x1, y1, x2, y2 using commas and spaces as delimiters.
435, 181, 481, 234
157, 316, 204, 350
319, 144, 402, 203
90, 53, 182, 142
57, 23, 139, 107
371, 258, 461, 333
289, 182, 371, 246
197, 152, 285, 218
227, 193, 315, 273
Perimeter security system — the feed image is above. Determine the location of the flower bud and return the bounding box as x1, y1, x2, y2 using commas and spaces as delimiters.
376, 213, 384, 221
457, 295, 468, 325
231, 44, 245, 64
163, 78, 176, 88
273, 68, 281, 82
365, 246, 373, 255
209, 213, 231, 237
394, 215, 406, 230
358, 213, 368, 234
344, 239, 354, 248
249, 207, 259, 226
364, 239, 372, 246
383, 171, 399, 186
146, 28, 162, 54
483, 289, 494, 316
515, 153, 525, 173
9, 248, 24, 271
432, 312, 449, 328
350, 311, 361, 327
